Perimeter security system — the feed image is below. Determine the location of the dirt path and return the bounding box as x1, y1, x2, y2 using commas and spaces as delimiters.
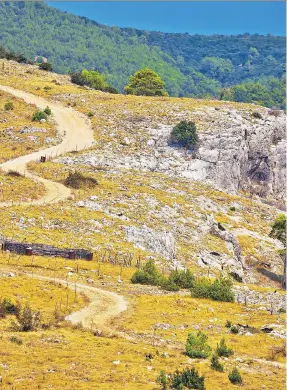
0, 266, 128, 330
0, 85, 94, 206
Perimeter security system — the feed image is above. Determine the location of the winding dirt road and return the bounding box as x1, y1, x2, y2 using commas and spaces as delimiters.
0, 86, 128, 328
0, 85, 94, 205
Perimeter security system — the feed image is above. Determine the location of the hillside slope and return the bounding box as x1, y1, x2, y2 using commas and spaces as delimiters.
0, 2, 285, 98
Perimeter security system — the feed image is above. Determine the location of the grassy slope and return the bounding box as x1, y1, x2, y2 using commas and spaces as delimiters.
0, 61, 285, 390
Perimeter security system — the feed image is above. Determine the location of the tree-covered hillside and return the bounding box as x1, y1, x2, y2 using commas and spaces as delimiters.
0, 2, 285, 102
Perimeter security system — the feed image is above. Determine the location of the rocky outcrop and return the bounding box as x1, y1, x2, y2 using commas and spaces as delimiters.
58, 107, 285, 199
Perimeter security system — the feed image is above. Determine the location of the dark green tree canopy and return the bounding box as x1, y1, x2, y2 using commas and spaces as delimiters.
170, 121, 198, 148
270, 214, 286, 246
124, 68, 168, 96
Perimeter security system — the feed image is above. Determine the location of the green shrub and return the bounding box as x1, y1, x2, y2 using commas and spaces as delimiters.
64, 171, 98, 189
216, 338, 234, 357
167, 269, 194, 289
160, 278, 180, 292
169, 368, 205, 389
32, 110, 47, 121
228, 367, 242, 384
87, 111, 94, 117
191, 277, 234, 302
44, 106, 52, 115
229, 206, 236, 212
230, 325, 239, 334
14, 303, 41, 332
185, 331, 212, 359
9, 336, 23, 345
157, 370, 168, 390
4, 101, 14, 111
225, 320, 232, 328
39, 62, 52, 71
170, 120, 198, 148
210, 354, 224, 372
0, 298, 18, 318
124, 68, 168, 97
131, 260, 163, 286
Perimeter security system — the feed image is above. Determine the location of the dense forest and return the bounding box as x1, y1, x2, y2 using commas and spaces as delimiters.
0, 2, 285, 107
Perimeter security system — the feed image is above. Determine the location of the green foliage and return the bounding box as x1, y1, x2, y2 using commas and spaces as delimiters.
9, 336, 23, 345
44, 106, 52, 115
4, 101, 14, 111
229, 206, 236, 212
32, 110, 47, 122
0, 3, 285, 101
170, 121, 198, 148
131, 260, 164, 286
270, 214, 286, 246
157, 370, 168, 390
220, 76, 286, 109
230, 325, 239, 334
124, 68, 168, 96
64, 171, 98, 189
167, 269, 195, 289
39, 62, 52, 71
185, 331, 212, 359
87, 111, 94, 117
71, 69, 117, 93
228, 367, 242, 384
225, 320, 232, 328
14, 303, 42, 332
210, 354, 224, 372
158, 368, 205, 390
215, 338, 234, 357
0, 298, 18, 318
191, 277, 234, 302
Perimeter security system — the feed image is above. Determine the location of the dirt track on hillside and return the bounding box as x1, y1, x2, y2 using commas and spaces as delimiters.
0, 85, 94, 206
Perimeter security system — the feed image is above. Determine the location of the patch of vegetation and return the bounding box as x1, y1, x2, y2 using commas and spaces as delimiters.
4, 101, 14, 111
44, 106, 52, 115
210, 354, 224, 372
12, 303, 42, 332
6, 170, 23, 177
225, 320, 232, 328
124, 68, 168, 96
87, 111, 94, 117
32, 110, 47, 121
39, 62, 52, 71
158, 368, 205, 390
170, 120, 198, 148
131, 260, 164, 286
71, 69, 118, 93
252, 111, 262, 119
64, 171, 98, 189
9, 336, 23, 345
191, 277, 234, 302
0, 298, 18, 318
228, 367, 243, 385
230, 325, 239, 334
185, 331, 212, 359
215, 338, 234, 357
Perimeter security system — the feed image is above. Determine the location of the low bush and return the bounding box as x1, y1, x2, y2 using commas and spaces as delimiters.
39, 62, 52, 71
230, 325, 239, 334
13, 303, 42, 332
225, 320, 232, 328
4, 101, 14, 111
64, 171, 98, 189
158, 368, 205, 390
216, 338, 234, 357
0, 298, 19, 318
6, 170, 23, 177
229, 206, 236, 212
9, 336, 23, 345
44, 106, 52, 115
185, 331, 212, 359
170, 120, 198, 148
210, 354, 224, 372
131, 260, 164, 286
87, 111, 94, 117
167, 269, 194, 289
32, 110, 47, 122
191, 277, 234, 302
228, 367, 242, 384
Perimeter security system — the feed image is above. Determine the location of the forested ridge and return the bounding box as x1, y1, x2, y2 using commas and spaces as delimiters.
0, 2, 285, 106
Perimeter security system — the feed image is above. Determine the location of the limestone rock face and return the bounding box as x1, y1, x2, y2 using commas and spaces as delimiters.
194, 111, 286, 199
